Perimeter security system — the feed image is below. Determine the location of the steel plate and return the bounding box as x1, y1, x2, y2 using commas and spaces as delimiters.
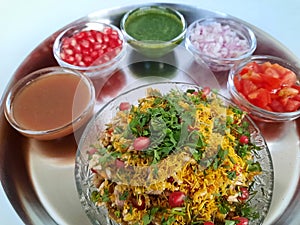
0, 3, 300, 225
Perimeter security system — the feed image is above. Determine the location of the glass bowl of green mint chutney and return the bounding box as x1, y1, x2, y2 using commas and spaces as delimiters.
120, 5, 187, 58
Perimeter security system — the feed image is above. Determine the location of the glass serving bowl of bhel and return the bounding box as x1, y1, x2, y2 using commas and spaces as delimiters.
228, 55, 300, 122
75, 82, 273, 225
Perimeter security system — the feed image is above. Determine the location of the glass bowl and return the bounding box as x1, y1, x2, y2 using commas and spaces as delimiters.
228, 55, 300, 122
185, 17, 257, 72
53, 20, 127, 78
4, 67, 95, 140
120, 5, 187, 58
75, 82, 273, 225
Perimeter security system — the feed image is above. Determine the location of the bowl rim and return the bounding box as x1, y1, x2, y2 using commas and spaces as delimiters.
120, 5, 187, 46
228, 55, 300, 121
53, 20, 127, 71
4, 66, 95, 139
185, 17, 257, 62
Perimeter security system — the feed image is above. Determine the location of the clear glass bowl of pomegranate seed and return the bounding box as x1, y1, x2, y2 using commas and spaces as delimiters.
53, 20, 127, 78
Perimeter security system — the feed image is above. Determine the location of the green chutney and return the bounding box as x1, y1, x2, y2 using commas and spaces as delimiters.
124, 8, 184, 42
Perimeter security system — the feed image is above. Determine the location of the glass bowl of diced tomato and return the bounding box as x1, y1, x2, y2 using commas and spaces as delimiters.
53, 20, 127, 78
228, 55, 300, 122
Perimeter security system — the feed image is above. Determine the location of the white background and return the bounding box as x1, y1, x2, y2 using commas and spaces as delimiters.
1, 0, 300, 224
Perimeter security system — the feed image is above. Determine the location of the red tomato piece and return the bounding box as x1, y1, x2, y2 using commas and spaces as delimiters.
245, 72, 263, 85
269, 99, 285, 112
247, 88, 271, 109
133, 137, 150, 151
240, 79, 258, 96
245, 61, 260, 73
169, 191, 186, 208
234, 76, 241, 92
280, 70, 297, 87
278, 87, 299, 98
284, 99, 300, 112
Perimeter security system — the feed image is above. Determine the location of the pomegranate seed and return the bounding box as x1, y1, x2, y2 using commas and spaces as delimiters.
115, 158, 125, 168
239, 135, 249, 144
169, 191, 186, 208
70, 38, 77, 46
80, 39, 90, 48
119, 102, 131, 111
103, 27, 112, 34
83, 56, 93, 64
103, 35, 109, 43
203, 222, 215, 225
202, 86, 211, 97
65, 49, 73, 55
132, 195, 146, 210
234, 217, 249, 225
93, 42, 103, 50
101, 44, 107, 50
238, 187, 250, 201
133, 137, 150, 151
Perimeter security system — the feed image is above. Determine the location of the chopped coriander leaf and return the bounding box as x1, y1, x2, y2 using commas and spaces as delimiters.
119, 190, 129, 200
90, 191, 101, 203
227, 170, 237, 180
247, 161, 262, 172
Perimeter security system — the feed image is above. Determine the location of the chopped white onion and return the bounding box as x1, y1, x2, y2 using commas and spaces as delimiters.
190, 22, 250, 59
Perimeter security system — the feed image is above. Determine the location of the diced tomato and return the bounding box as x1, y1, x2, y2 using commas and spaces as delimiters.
247, 88, 271, 109
278, 87, 299, 97
281, 70, 297, 87
284, 99, 300, 112
240, 79, 258, 96
269, 99, 285, 112
235, 61, 300, 113
234, 76, 242, 91
245, 61, 260, 73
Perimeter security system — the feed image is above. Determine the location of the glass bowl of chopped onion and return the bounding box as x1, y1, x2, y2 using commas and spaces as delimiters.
228, 55, 300, 122
75, 81, 273, 225
53, 19, 127, 78
185, 17, 257, 72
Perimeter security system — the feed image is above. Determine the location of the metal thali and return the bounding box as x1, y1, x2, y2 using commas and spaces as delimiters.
0, 3, 300, 225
